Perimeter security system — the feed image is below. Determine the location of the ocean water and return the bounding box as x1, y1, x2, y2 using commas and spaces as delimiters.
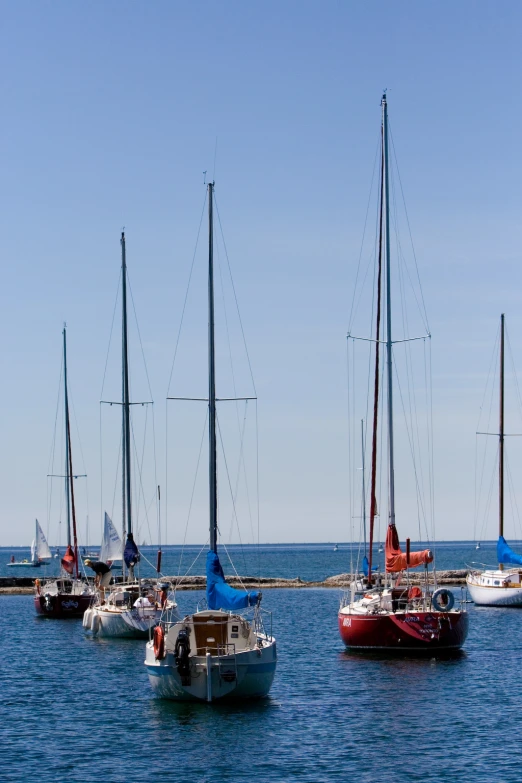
0, 539, 507, 581
1, 543, 522, 782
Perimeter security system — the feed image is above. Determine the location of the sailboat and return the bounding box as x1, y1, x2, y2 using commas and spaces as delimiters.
7, 520, 52, 568
144, 182, 277, 701
82, 233, 177, 638
34, 327, 95, 617
338, 95, 469, 651
467, 315, 522, 606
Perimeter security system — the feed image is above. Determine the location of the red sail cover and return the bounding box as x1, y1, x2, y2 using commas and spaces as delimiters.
61, 545, 76, 575
385, 525, 433, 572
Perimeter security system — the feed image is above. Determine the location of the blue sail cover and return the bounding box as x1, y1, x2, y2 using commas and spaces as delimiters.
124, 534, 140, 568
362, 556, 378, 577
497, 536, 522, 566
206, 551, 260, 611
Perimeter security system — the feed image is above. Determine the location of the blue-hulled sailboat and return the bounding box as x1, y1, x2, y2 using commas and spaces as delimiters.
467, 315, 522, 606
144, 182, 277, 701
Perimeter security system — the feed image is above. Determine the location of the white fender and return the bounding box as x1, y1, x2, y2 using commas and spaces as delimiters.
82, 608, 92, 629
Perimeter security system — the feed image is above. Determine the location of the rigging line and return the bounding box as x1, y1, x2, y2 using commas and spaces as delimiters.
126, 274, 155, 403
100, 272, 121, 400
347, 131, 380, 333
399, 238, 428, 540
346, 340, 353, 574
166, 192, 207, 396
47, 351, 63, 542
255, 401, 261, 580
479, 444, 498, 541
215, 233, 247, 524
214, 195, 257, 396
174, 539, 210, 594
129, 403, 154, 547
505, 327, 522, 431
393, 358, 429, 538
176, 409, 209, 579
216, 411, 247, 571
477, 329, 501, 522
388, 122, 430, 332
226, 400, 255, 544
425, 338, 436, 542
99, 403, 103, 545
221, 540, 249, 593
349, 196, 381, 340
505, 450, 522, 540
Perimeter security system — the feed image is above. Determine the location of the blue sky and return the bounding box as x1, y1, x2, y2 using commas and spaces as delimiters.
0, 1, 521, 546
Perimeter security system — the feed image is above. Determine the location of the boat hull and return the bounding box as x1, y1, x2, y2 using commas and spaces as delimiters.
466, 579, 522, 607
34, 592, 94, 618
145, 637, 277, 702
83, 606, 169, 638
338, 609, 469, 651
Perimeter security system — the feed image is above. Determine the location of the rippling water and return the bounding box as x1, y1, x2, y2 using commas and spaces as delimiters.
2, 578, 522, 782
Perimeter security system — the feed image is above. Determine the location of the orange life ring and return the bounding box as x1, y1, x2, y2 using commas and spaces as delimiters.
153, 625, 165, 660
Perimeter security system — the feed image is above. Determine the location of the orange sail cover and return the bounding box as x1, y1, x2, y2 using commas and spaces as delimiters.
385, 524, 433, 572
61, 545, 76, 575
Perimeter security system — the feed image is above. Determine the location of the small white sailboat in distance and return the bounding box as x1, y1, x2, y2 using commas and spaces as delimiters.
8, 520, 52, 567
145, 182, 277, 701
467, 315, 522, 606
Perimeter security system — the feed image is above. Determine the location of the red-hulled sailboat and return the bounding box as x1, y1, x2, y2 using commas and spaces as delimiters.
34, 326, 95, 617
338, 94, 468, 652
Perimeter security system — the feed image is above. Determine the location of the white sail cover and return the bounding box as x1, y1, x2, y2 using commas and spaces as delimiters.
35, 520, 52, 561
99, 512, 122, 563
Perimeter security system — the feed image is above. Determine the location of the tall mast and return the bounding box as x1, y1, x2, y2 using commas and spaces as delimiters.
382, 93, 396, 528
63, 325, 79, 579
499, 313, 505, 570
367, 105, 385, 581
63, 326, 72, 547
121, 232, 133, 544
208, 182, 218, 553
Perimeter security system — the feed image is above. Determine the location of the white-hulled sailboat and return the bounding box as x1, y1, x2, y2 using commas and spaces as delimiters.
145, 183, 277, 701
467, 315, 522, 606
8, 520, 52, 568
83, 233, 178, 637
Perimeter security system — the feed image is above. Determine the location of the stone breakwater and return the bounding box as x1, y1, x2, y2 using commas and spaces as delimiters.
0, 570, 469, 595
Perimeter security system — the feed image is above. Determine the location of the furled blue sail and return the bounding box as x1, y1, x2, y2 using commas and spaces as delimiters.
497, 536, 522, 566
206, 551, 260, 611
124, 533, 140, 567
362, 556, 378, 577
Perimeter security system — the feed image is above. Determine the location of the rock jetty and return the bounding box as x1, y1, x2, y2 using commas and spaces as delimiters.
0, 570, 468, 595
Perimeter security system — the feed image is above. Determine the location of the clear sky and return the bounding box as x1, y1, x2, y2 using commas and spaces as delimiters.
0, 1, 521, 546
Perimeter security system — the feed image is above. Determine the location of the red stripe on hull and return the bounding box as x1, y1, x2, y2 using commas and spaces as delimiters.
34, 593, 94, 618
338, 610, 469, 651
